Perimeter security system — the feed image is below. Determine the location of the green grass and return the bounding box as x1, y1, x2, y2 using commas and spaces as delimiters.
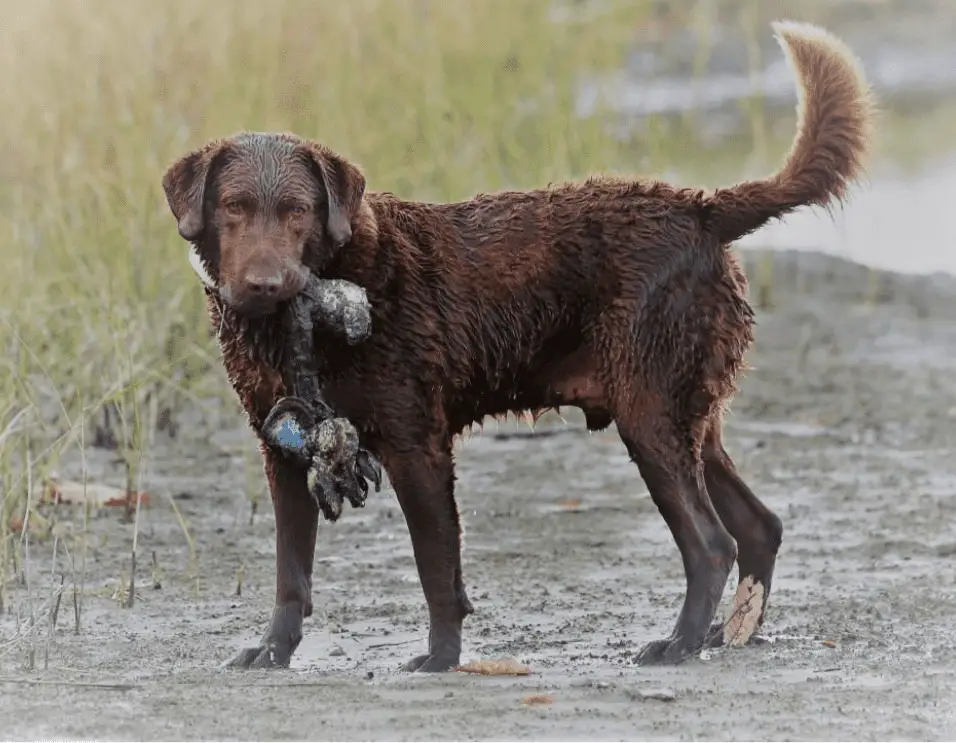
0, 0, 647, 452
2, 0, 956, 628
0, 0, 660, 623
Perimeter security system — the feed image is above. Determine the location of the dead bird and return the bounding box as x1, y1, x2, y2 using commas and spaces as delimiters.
260, 274, 382, 522
188, 246, 382, 520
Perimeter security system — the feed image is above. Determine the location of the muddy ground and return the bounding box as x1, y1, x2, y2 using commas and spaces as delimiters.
3, 248, 956, 741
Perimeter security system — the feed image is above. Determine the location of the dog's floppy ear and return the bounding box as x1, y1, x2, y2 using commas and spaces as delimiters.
301, 143, 366, 248
161, 140, 226, 242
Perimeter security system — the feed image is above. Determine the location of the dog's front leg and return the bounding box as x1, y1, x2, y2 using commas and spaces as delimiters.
385, 438, 474, 673
227, 447, 318, 669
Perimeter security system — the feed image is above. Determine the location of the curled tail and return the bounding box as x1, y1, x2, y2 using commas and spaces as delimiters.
706, 20, 876, 244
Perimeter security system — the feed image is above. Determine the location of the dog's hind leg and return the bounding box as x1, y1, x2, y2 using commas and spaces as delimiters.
616, 404, 737, 666
702, 417, 783, 648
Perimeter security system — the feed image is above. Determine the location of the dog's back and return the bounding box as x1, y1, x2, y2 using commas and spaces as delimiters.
340, 21, 875, 437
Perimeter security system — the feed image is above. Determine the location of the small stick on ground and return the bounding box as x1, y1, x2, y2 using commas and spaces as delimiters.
71, 548, 80, 634
0, 678, 137, 691
151, 550, 161, 590
124, 550, 136, 609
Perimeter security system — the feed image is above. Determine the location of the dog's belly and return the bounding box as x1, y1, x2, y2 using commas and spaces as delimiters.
448, 344, 612, 433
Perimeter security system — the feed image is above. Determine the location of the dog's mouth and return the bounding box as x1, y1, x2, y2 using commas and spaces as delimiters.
187, 244, 312, 319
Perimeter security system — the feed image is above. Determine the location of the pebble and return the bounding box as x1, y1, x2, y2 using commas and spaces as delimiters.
626, 688, 677, 703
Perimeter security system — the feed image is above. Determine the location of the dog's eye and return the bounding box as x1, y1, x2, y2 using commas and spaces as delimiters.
287, 203, 309, 217
223, 199, 244, 217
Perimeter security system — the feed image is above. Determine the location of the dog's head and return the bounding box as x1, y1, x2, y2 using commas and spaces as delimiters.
162, 131, 366, 317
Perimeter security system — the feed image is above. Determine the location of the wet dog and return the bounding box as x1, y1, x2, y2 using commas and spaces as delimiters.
161, 20, 874, 670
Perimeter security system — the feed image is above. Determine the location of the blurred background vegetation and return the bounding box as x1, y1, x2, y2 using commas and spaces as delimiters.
2, 0, 956, 564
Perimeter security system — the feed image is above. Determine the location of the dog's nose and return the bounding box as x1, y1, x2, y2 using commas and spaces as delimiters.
244, 271, 285, 297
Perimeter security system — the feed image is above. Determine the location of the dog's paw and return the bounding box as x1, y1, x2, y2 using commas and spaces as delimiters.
225, 605, 303, 670
227, 643, 293, 670
634, 637, 700, 666
403, 652, 460, 673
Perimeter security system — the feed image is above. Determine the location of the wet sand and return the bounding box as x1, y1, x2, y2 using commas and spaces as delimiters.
3, 248, 956, 741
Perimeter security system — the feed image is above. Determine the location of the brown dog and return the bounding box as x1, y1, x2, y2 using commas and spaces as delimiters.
162, 21, 873, 671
